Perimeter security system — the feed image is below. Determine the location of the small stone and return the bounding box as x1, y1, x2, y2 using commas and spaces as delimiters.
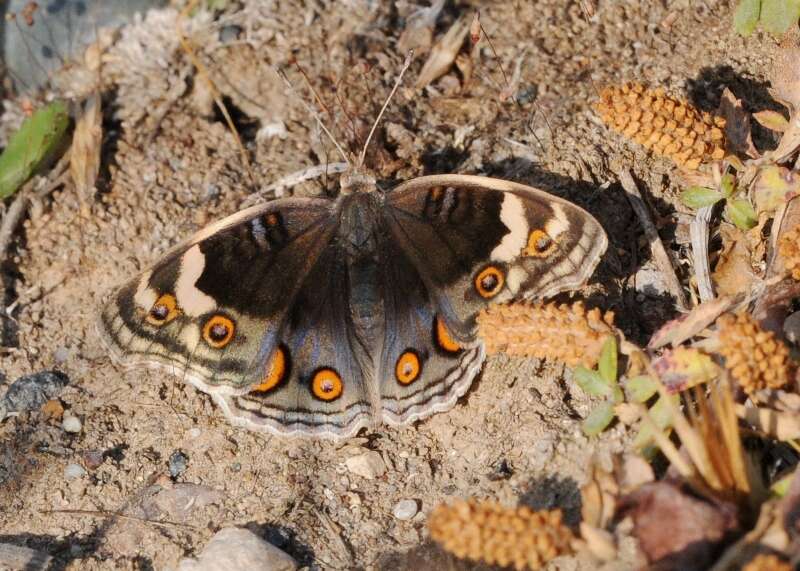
218, 24, 243, 43
64, 463, 86, 479
393, 499, 418, 520
53, 347, 70, 364
344, 451, 386, 480
61, 414, 82, 434
143, 483, 224, 522
169, 450, 189, 478
177, 527, 297, 571
83, 450, 105, 470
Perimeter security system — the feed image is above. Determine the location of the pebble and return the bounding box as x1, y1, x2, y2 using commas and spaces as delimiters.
392, 499, 418, 520
53, 347, 70, 364
177, 527, 297, 571
345, 451, 386, 480
61, 414, 82, 434
218, 24, 243, 43
82, 450, 105, 470
64, 463, 86, 479
0, 371, 69, 421
143, 483, 224, 522
169, 450, 189, 478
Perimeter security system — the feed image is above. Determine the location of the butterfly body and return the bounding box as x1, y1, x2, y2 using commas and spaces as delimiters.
100, 174, 607, 438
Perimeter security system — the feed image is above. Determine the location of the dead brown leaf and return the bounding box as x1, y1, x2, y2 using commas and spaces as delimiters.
414, 15, 471, 90
718, 88, 759, 159
713, 225, 757, 296
70, 93, 103, 208
397, 0, 446, 54
648, 296, 736, 349
618, 480, 741, 569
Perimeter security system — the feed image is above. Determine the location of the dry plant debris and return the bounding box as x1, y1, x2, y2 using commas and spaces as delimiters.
476, 301, 615, 367
594, 82, 726, 170
428, 499, 574, 570
778, 223, 800, 281
741, 553, 793, 571
716, 313, 793, 395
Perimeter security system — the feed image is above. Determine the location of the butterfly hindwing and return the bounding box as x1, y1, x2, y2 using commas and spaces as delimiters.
216, 235, 377, 437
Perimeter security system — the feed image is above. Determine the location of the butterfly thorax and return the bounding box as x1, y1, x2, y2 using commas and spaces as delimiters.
338, 170, 377, 195
336, 193, 386, 372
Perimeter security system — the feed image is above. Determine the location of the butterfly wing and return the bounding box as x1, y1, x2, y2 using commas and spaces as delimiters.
377, 174, 607, 421
99, 198, 339, 393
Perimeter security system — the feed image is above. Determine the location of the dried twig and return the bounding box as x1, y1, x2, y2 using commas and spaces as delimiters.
691, 204, 716, 301
618, 169, 689, 310
42, 508, 200, 530
240, 162, 349, 206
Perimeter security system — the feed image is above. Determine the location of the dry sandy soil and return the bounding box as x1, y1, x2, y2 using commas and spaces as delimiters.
0, 0, 778, 569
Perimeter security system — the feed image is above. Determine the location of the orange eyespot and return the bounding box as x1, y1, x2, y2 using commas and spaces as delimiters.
524, 229, 556, 258
311, 368, 343, 401
146, 293, 180, 326
435, 316, 462, 353
251, 346, 287, 392
265, 213, 280, 226
474, 266, 505, 298
395, 350, 422, 385
202, 315, 235, 348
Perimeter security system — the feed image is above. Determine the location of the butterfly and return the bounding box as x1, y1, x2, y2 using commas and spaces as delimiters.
98, 58, 608, 439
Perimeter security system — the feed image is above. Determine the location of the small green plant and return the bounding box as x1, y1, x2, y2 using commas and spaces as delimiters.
0, 100, 70, 199
574, 336, 622, 436
680, 172, 758, 230
734, 0, 800, 37
573, 337, 680, 453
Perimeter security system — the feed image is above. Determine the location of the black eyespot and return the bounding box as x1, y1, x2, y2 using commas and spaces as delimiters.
474, 266, 505, 298
209, 323, 229, 342
481, 273, 499, 291
149, 304, 169, 321
535, 235, 553, 252
202, 315, 236, 348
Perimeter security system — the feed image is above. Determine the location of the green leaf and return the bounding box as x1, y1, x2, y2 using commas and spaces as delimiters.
725, 198, 758, 230
625, 375, 658, 403
0, 101, 70, 199
598, 336, 618, 386
720, 173, 736, 198
734, 0, 761, 35
680, 186, 723, 209
574, 366, 612, 397
760, 0, 800, 35
582, 401, 616, 436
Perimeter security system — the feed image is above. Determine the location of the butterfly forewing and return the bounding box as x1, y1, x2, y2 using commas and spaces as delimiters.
99, 198, 338, 393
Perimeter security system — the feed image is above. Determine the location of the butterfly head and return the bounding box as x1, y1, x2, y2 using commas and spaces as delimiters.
339, 170, 377, 195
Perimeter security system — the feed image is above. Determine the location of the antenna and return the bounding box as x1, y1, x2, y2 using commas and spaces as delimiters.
276, 68, 351, 166
357, 50, 414, 169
